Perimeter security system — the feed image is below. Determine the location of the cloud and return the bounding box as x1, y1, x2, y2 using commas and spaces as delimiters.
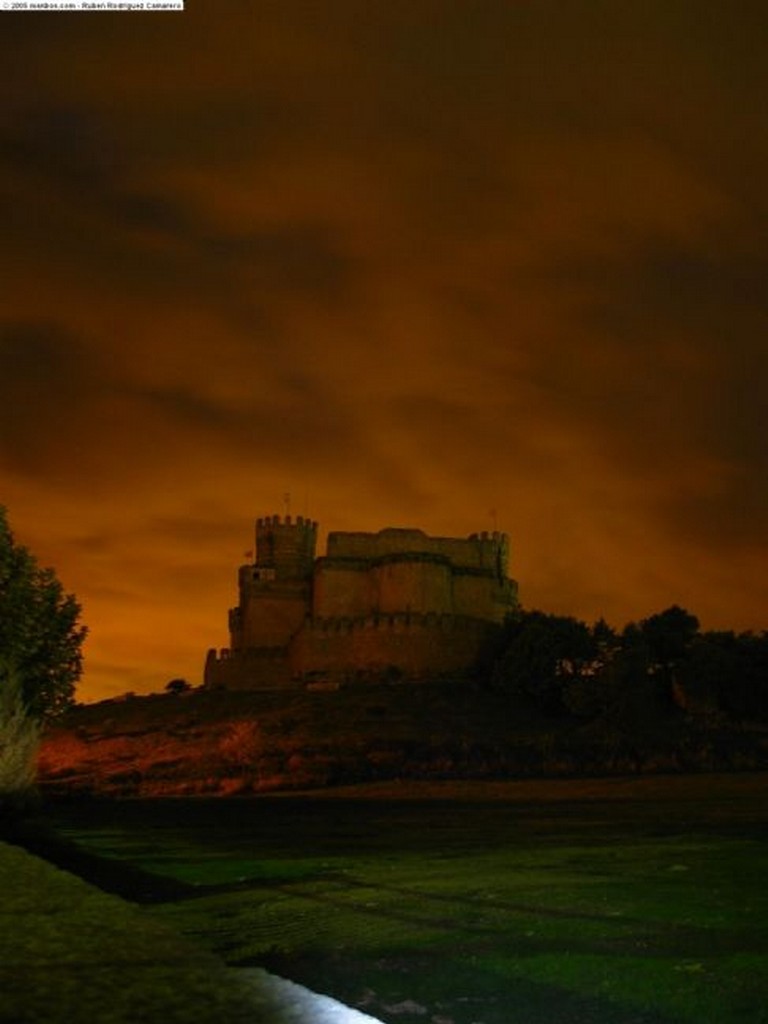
524, 236, 768, 550
0, 321, 111, 475
2, 2, 767, 699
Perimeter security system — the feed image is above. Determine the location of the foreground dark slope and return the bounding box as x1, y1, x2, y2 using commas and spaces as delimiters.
38, 683, 768, 798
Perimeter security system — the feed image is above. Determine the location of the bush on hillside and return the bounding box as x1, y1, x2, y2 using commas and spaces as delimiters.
0, 661, 40, 815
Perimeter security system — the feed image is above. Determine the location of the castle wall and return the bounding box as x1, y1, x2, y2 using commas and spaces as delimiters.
327, 527, 509, 576
314, 554, 458, 618
237, 581, 309, 648
313, 559, 372, 618
452, 572, 495, 620
372, 557, 453, 616
290, 614, 492, 682
205, 647, 292, 689
453, 572, 517, 622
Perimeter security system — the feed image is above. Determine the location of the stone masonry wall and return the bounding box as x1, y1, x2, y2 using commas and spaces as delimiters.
452, 570, 517, 622
290, 614, 493, 682
314, 554, 455, 619
204, 646, 293, 689
312, 559, 372, 618
235, 576, 309, 648
372, 557, 453, 616
326, 527, 509, 575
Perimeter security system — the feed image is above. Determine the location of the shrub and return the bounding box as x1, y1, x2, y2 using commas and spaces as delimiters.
165, 678, 192, 695
218, 720, 263, 770
0, 662, 40, 814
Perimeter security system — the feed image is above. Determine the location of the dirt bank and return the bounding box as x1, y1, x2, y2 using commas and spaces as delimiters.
38, 684, 768, 798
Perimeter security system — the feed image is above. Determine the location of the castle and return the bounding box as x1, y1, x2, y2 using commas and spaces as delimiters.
204, 515, 519, 689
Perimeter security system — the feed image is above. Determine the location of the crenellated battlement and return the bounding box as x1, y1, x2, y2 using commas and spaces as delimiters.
255, 514, 319, 531
207, 644, 289, 663
290, 611, 495, 683
254, 512, 318, 581
306, 612, 476, 636
326, 527, 510, 577
205, 644, 293, 689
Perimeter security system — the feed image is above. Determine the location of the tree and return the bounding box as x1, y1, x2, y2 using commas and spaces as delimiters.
637, 605, 699, 704
675, 631, 737, 715
640, 606, 699, 671
712, 631, 768, 721
0, 507, 87, 720
165, 678, 191, 695
491, 610, 596, 712
591, 618, 621, 669
560, 619, 620, 718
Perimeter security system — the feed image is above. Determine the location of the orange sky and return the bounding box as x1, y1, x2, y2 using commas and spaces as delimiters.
2, 2, 768, 702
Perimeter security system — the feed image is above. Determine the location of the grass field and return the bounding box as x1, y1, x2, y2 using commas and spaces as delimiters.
47, 774, 768, 1024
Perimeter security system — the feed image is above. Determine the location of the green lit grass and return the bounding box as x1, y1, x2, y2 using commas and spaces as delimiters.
49, 775, 768, 1024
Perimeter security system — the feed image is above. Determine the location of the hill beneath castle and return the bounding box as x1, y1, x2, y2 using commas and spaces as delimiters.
38, 682, 768, 798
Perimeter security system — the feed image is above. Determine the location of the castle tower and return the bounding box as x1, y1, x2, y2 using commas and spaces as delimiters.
205, 514, 518, 691
223, 514, 318, 656
254, 514, 317, 580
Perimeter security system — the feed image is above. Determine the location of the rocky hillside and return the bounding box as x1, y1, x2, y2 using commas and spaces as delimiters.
38, 683, 768, 798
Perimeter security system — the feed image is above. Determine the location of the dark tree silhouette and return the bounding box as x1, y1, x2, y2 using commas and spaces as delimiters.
640, 606, 699, 671
491, 610, 596, 712
165, 678, 191, 695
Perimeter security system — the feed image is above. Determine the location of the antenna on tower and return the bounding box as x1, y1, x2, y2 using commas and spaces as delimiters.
489, 508, 503, 581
